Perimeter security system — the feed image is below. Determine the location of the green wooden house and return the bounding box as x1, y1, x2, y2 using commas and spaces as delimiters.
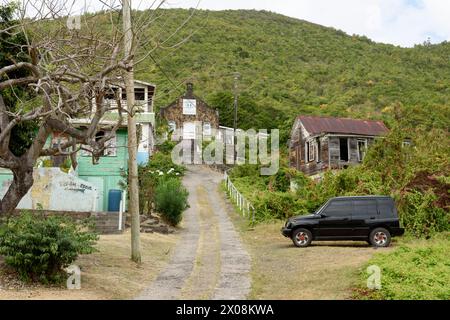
0, 80, 156, 213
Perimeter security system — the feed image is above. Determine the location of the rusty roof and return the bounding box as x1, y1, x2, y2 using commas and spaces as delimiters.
297, 115, 389, 136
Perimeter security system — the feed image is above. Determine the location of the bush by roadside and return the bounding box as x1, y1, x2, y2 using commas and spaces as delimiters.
353, 233, 450, 300
154, 178, 189, 226
0, 212, 98, 284
228, 126, 449, 237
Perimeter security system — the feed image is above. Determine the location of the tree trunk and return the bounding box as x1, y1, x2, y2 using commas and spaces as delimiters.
0, 165, 34, 215
123, 0, 141, 263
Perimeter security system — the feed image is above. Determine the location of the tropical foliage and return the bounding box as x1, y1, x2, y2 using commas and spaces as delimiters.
127, 9, 450, 142
0, 212, 98, 283
230, 104, 449, 237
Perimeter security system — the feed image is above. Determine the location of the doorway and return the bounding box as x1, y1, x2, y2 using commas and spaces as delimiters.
339, 138, 349, 162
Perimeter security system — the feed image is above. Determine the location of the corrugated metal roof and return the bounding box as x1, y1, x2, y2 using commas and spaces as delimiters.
298, 115, 389, 136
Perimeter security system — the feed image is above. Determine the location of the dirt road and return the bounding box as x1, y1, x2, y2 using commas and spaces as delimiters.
136, 165, 251, 300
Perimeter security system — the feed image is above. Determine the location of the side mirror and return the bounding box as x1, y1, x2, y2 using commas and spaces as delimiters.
320, 213, 328, 218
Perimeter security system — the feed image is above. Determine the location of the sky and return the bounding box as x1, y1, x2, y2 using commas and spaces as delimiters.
159, 0, 450, 47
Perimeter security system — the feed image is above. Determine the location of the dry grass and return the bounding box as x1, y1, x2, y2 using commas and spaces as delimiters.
0, 229, 179, 300
228, 208, 393, 300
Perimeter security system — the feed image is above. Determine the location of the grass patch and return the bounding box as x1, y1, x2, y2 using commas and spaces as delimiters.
226, 199, 379, 300
0, 230, 179, 300
354, 233, 450, 300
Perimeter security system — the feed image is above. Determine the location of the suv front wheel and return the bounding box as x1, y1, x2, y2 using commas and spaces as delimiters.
292, 228, 313, 248
369, 228, 391, 247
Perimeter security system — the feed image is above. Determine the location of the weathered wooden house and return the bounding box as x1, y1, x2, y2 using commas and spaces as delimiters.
160, 83, 219, 141
289, 115, 389, 177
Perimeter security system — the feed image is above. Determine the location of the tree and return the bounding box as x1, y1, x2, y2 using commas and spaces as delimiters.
0, 1, 134, 214
0, 0, 198, 215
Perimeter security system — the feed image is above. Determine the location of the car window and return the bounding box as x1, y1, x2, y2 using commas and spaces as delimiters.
323, 200, 352, 217
377, 199, 395, 218
353, 199, 377, 216
315, 201, 330, 214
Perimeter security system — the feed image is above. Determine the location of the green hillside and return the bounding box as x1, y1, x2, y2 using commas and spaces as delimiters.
119, 9, 450, 137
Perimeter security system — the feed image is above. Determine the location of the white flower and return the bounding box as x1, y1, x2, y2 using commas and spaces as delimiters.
159, 172, 164, 176
175, 173, 180, 176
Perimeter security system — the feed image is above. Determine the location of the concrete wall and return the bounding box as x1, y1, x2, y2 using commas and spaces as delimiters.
0, 168, 98, 212
11, 209, 125, 235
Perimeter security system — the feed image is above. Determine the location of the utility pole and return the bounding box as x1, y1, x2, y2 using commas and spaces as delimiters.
233, 72, 240, 162
123, 0, 141, 263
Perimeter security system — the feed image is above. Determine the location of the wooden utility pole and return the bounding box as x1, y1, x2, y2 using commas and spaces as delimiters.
123, 0, 141, 263
233, 72, 240, 162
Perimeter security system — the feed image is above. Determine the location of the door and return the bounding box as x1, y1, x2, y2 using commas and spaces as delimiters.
352, 199, 378, 237
317, 199, 353, 238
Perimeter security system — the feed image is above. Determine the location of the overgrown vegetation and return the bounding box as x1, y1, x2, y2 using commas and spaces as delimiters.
136, 140, 189, 225
354, 234, 450, 300
0, 212, 98, 283
230, 106, 449, 238
154, 178, 189, 226
128, 9, 450, 142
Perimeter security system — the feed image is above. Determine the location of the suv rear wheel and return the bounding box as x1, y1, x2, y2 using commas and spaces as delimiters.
369, 228, 391, 247
292, 228, 313, 248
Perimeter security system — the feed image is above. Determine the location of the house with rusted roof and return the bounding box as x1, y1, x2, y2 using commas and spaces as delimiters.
289, 115, 389, 177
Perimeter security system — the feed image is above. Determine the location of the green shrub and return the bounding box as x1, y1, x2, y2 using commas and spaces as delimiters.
0, 212, 98, 283
399, 190, 449, 238
157, 140, 178, 154
355, 235, 450, 300
145, 152, 186, 176
253, 191, 300, 221
154, 178, 189, 226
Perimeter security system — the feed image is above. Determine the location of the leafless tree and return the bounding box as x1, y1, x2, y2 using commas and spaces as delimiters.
0, 0, 200, 215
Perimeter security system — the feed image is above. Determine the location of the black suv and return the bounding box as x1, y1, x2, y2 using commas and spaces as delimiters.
281, 196, 404, 248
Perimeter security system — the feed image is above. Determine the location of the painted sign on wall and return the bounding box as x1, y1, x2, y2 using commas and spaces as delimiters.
182, 99, 197, 115
0, 168, 98, 212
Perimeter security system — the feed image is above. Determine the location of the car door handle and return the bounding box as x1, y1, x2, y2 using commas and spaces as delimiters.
370, 217, 376, 220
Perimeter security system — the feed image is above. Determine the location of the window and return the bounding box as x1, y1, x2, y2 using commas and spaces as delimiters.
309, 141, 315, 162
121, 88, 146, 101
339, 138, 349, 162
168, 121, 176, 132
203, 122, 211, 136
305, 142, 309, 162
357, 139, 368, 162
134, 88, 145, 101
353, 199, 377, 216
104, 133, 117, 156
183, 122, 196, 140
104, 87, 118, 100
323, 200, 352, 217
377, 199, 395, 218
305, 141, 314, 162
82, 130, 117, 157
316, 138, 321, 163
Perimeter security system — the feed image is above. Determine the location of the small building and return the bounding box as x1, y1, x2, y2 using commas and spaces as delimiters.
289, 115, 389, 177
160, 83, 219, 142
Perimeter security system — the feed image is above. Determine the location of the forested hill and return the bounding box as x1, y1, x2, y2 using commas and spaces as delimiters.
136, 9, 450, 135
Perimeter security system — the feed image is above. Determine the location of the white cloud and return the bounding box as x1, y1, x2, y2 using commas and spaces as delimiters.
42, 0, 450, 47
162, 0, 450, 47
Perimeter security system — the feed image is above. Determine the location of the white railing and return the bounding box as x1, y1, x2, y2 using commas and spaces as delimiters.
223, 170, 256, 223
